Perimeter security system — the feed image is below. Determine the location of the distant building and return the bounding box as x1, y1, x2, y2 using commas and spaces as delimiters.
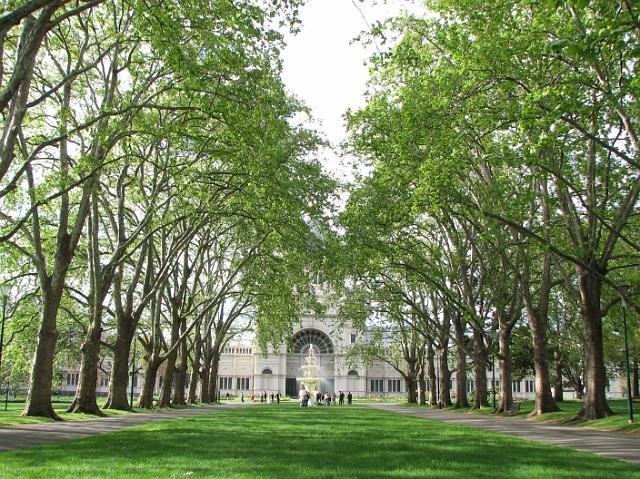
217, 304, 396, 398
55, 297, 628, 401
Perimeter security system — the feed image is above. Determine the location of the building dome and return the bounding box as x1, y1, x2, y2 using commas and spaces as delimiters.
291, 328, 334, 354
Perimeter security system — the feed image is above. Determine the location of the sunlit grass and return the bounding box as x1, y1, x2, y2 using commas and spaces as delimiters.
441, 398, 639, 433
0, 404, 638, 478
0, 397, 224, 426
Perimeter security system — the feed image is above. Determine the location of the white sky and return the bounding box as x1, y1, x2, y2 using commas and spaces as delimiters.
281, 0, 423, 181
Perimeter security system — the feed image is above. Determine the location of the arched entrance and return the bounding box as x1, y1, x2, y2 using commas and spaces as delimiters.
285, 329, 335, 397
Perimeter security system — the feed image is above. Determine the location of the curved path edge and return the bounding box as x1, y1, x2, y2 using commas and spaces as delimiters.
364, 403, 640, 465
0, 402, 248, 452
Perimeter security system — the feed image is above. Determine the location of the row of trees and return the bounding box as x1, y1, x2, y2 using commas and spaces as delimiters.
0, 0, 334, 418
335, 0, 640, 420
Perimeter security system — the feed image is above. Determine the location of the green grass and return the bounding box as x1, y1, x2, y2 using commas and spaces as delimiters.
352, 396, 405, 403
0, 397, 224, 426
441, 399, 639, 433
0, 404, 638, 478
0, 398, 130, 425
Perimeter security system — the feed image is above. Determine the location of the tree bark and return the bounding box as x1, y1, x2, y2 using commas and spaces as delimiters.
632, 351, 639, 397
104, 320, 134, 410
172, 320, 188, 405
207, 350, 220, 403
439, 348, 451, 407
427, 344, 437, 406
453, 315, 469, 408
496, 326, 513, 414
187, 329, 202, 404
574, 375, 584, 400
22, 282, 63, 418
138, 357, 161, 409
472, 328, 488, 409
418, 362, 426, 406
528, 307, 559, 415
158, 355, 175, 408
438, 306, 452, 407
67, 305, 104, 415
405, 376, 417, 404
23, 157, 94, 419
68, 192, 106, 415
159, 310, 182, 408
576, 268, 612, 419
553, 348, 564, 402
200, 356, 211, 403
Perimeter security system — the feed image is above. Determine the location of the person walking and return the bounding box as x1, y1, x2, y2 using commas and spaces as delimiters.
347, 391, 352, 405
276, 392, 280, 404
241, 392, 245, 403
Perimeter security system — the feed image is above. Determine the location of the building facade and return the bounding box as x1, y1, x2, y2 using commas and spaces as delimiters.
217, 304, 405, 398
56, 302, 628, 401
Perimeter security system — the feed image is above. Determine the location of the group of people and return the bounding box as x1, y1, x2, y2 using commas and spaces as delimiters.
299, 390, 353, 407
231, 390, 355, 406
238, 391, 281, 404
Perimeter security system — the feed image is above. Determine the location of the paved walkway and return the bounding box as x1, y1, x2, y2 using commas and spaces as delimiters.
365, 403, 640, 465
0, 402, 247, 452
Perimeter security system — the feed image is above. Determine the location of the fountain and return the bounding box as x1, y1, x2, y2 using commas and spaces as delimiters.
297, 344, 322, 404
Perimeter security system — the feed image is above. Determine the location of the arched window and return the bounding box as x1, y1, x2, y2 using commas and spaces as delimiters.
291, 329, 334, 354
348, 370, 359, 377
262, 368, 273, 375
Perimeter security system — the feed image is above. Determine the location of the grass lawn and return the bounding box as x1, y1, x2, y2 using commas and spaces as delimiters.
0, 404, 639, 479
0, 397, 223, 426
442, 399, 639, 433
0, 400, 133, 425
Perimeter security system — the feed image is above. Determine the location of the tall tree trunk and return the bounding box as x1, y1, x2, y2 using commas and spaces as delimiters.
208, 350, 220, 403
577, 268, 612, 419
438, 307, 452, 407
22, 283, 63, 418
69, 194, 104, 415
453, 316, 469, 408
138, 357, 161, 409
553, 349, 564, 402
574, 375, 584, 400
104, 319, 134, 410
21, 46, 96, 417
158, 356, 175, 408
472, 328, 488, 409
173, 320, 188, 405
528, 308, 559, 415
67, 304, 104, 415
173, 360, 187, 405
187, 364, 199, 404
158, 314, 181, 408
427, 344, 437, 406
496, 326, 513, 413
200, 353, 211, 403
187, 329, 202, 404
418, 362, 426, 406
406, 376, 417, 403
632, 351, 639, 397
439, 348, 452, 407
